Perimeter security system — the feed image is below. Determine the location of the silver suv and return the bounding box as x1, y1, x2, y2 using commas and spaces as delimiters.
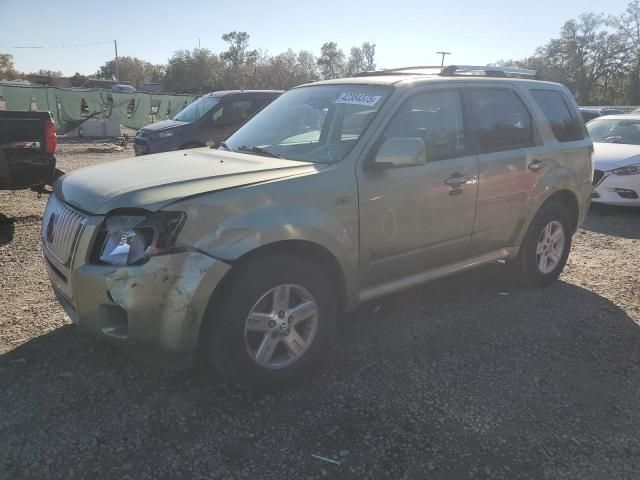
41, 66, 593, 389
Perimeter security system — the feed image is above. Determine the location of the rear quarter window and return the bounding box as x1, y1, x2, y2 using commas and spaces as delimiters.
531, 89, 584, 142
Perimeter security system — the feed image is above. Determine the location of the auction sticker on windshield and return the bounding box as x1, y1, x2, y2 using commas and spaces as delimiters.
335, 93, 382, 107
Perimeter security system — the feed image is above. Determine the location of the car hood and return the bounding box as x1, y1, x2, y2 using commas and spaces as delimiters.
139, 119, 188, 133
58, 149, 323, 214
593, 143, 640, 171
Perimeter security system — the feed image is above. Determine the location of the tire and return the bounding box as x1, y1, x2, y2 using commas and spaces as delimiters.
202, 253, 337, 391
512, 202, 573, 287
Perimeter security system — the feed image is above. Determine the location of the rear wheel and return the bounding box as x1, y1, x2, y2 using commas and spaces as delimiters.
202, 254, 337, 390
512, 202, 573, 287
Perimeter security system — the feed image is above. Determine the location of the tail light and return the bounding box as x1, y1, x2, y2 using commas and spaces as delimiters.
44, 117, 57, 155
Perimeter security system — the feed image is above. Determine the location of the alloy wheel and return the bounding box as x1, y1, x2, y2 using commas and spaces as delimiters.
243, 284, 319, 369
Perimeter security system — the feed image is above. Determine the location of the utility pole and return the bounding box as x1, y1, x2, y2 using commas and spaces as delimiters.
198, 38, 201, 48
436, 51, 451, 71
114, 40, 119, 82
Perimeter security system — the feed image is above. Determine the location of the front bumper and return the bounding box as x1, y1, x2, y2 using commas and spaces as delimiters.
43, 214, 231, 366
592, 172, 640, 206
133, 137, 153, 156
133, 137, 171, 156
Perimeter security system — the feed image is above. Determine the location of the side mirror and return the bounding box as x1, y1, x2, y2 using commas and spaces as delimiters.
371, 137, 426, 170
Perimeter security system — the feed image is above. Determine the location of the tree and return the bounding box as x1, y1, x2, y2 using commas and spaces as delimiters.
362, 42, 376, 71
96, 56, 164, 85
296, 50, 320, 83
31, 69, 63, 77
219, 31, 258, 89
0, 53, 21, 80
500, 12, 630, 104
317, 42, 345, 79
162, 48, 222, 94
221, 31, 251, 69
145, 64, 165, 83
609, 0, 640, 102
69, 72, 88, 87
347, 46, 365, 75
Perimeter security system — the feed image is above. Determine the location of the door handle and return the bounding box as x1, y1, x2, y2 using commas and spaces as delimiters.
528, 159, 545, 171
444, 173, 469, 188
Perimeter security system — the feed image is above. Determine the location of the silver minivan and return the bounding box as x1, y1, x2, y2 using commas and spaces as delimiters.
41, 66, 593, 389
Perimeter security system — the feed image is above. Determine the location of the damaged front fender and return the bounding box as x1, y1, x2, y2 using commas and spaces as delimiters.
71, 251, 231, 361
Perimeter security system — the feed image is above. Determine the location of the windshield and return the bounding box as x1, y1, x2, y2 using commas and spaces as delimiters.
173, 96, 221, 123
587, 118, 640, 145
223, 85, 391, 163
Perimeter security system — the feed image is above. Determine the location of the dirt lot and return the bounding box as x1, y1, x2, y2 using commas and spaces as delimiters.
1, 142, 640, 480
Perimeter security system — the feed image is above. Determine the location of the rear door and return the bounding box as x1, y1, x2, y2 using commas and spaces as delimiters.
467, 85, 543, 256
529, 88, 591, 188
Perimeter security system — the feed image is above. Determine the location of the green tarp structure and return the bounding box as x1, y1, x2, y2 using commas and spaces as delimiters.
0, 83, 197, 134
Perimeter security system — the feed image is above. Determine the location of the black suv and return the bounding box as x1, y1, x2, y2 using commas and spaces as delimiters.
134, 90, 282, 155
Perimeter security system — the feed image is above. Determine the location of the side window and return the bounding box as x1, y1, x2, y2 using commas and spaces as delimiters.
470, 88, 534, 153
531, 89, 584, 142
253, 97, 273, 113
383, 90, 466, 162
214, 99, 254, 126
212, 107, 223, 123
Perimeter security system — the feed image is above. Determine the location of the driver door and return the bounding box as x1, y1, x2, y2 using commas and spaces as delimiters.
357, 87, 479, 288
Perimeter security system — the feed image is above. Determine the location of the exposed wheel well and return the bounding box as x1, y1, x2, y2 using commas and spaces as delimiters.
234, 241, 347, 308
542, 190, 580, 232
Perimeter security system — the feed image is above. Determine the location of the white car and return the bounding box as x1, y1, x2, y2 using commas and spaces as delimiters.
587, 115, 640, 206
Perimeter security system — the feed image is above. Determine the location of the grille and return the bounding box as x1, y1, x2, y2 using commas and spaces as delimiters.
41, 195, 87, 266
593, 169, 605, 186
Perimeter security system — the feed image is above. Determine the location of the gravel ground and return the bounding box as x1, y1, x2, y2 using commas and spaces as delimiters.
1, 143, 640, 479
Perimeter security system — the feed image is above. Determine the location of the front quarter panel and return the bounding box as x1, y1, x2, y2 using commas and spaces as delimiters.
168, 163, 359, 295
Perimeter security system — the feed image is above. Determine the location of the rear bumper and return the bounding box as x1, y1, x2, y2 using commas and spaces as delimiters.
0, 151, 56, 190
45, 246, 231, 367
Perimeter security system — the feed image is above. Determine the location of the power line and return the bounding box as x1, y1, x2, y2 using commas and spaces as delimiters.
0, 41, 113, 49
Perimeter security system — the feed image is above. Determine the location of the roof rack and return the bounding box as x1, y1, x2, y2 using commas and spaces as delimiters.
355, 66, 443, 77
439, 65, 537, 78
355, 64, 537, 79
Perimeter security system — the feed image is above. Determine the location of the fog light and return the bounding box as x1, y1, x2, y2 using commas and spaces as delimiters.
614, 188, 639, 199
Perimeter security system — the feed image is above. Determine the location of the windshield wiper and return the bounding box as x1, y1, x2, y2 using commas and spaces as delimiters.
236, 145, 283, 159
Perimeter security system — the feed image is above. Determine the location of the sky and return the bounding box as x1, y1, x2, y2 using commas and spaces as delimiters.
0, 0, 633, 77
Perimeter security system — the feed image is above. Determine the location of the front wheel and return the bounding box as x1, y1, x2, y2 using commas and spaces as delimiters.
512, 202, 573, 287
202, 254, 337, 390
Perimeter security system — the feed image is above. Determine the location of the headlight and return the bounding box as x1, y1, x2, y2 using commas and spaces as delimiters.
156, 131, 174, 138
611, 164, 640, 175
98, 211, 186, 266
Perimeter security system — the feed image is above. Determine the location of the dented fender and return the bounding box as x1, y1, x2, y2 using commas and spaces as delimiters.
169, 166, 360, 296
